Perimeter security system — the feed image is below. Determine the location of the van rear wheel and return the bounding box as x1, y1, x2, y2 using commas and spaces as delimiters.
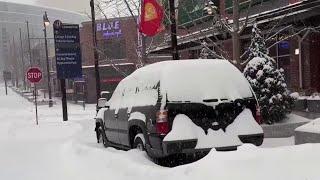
133, 133, 145, 151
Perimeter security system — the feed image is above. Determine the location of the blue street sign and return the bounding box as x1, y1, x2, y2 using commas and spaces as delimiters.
53, 23, 82, 79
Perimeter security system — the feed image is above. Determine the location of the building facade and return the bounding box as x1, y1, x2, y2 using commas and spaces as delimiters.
149, 0, 320, 93
79, 17, 139, 103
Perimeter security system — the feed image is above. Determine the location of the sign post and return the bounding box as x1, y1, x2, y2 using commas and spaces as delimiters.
4, 77, 7, 95
26, 67, 43, 125
53, 20, 82, 121
3, 71, 11, 95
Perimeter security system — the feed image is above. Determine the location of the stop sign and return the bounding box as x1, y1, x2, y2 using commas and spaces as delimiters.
26, 67, 43, 83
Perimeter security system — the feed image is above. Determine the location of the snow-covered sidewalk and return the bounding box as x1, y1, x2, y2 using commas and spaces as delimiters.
1, 85, 320, 180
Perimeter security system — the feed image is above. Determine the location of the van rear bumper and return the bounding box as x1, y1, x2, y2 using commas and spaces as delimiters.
146, 133, 264, 158
238, 133, 264, 146
162, 140, 237, 157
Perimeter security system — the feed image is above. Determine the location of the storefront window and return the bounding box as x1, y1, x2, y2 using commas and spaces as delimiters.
278, 41, 290, 56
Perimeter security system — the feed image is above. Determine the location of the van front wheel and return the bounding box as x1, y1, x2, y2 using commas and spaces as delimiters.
133, 133, 145, 151
99, 126, 109, 148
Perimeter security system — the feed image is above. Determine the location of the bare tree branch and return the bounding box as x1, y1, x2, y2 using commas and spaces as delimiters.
267, 26, 320, 50
265, 24, 293, 41
239, 0, 253, 34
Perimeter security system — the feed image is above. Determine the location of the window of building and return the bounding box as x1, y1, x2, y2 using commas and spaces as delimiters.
225, 0, 272, 13
162, 0, 220, 27
271, 39, 291, 85
98, 38, 126, 60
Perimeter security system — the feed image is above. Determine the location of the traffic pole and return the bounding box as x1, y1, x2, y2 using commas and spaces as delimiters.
19, 28, 26, 90
26, 67, 43, 125
4, 78, 8, 95
34, 83, 39, 125
169, 0, 179, 60
60, 79, 68, 121
90, 0, 101, 105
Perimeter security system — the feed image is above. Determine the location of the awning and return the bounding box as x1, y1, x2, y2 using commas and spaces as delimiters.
82, 63, 135, 69
149, 0, 320, 54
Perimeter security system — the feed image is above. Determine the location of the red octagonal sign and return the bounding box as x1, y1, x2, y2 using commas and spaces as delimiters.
26, 67, 43, 83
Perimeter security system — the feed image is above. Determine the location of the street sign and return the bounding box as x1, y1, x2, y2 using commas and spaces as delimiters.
53, 22, 82, 79
26, 67, 42, 83
26, 67, 42, 125
3, 71, 11, 95
3, 71, 11, 80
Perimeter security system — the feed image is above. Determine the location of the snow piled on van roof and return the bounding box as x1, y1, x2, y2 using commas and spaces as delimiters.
111, 59, 253, 109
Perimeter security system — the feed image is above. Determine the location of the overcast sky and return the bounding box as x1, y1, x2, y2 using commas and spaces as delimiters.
5, 0, 138, 18
6, 0, 90, 13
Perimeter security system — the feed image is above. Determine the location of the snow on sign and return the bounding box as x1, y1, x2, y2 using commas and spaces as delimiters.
26, 67, 42, 83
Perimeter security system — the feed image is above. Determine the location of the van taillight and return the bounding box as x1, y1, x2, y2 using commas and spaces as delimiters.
255, 105, 263, 124
156, 110, 169, 135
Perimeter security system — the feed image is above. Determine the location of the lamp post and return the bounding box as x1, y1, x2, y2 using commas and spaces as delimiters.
43, 11, 53, 107
169, 0, 179, 60
90, 0, 101, 105
204, 0, 218, 23
19, 28, 26, 90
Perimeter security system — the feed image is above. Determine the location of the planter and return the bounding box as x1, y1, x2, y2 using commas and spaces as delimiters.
295, 131, 320, 144
294, 99, 307, 111
262, 122, 308, 138
307, 100, 320, 113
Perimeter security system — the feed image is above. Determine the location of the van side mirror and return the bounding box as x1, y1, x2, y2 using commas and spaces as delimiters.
98, 98, 107, 108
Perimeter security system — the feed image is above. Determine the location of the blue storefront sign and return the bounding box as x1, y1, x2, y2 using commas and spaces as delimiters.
96, 20, 122, 39
53, 22, 82, 79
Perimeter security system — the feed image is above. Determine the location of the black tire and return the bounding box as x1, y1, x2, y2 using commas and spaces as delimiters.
99, 126, 109, 148
133, 133, 145, 151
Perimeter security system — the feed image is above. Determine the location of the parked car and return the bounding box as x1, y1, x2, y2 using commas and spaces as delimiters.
95, 59, 264, 163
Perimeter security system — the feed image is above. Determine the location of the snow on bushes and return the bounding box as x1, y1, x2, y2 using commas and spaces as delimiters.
243, 24, 294, 124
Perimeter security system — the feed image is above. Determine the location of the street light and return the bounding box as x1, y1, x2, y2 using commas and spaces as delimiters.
43, 12, 50, 27
43, 11, 53, 107
204, 0, 217, 15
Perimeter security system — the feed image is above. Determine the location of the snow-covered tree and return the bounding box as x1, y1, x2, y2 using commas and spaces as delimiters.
243, 25, 294, 124
199, 42, 218, 59
248, 23, 269, 60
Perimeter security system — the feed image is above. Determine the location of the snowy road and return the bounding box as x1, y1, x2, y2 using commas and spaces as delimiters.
1, 85, 320, 180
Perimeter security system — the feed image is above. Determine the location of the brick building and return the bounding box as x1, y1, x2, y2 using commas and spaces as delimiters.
79, 17, 139, 103
149, 0, 320, 93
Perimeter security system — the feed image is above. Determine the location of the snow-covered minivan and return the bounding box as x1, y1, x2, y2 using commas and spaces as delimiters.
95, 59, 264, 162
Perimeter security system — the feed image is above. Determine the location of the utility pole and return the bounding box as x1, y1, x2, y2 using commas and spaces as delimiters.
169, 0, 179, 60
26, 21, 32, 66
90, 0, 101, 104
232, 0, 241, 67
19, 28, 26, 90
12, 36, 19, 87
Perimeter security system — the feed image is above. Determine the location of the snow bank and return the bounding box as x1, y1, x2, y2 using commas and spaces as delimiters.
108, 59, 254, 112
290, 92, 299, 99
297, 94, 320, 100
308, 95, 320, 100
2, 84, 320, 180
280, 114, 311, 124
10, 121, 82, 141
296, 118, 320, 134
164, 109, 262, 149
